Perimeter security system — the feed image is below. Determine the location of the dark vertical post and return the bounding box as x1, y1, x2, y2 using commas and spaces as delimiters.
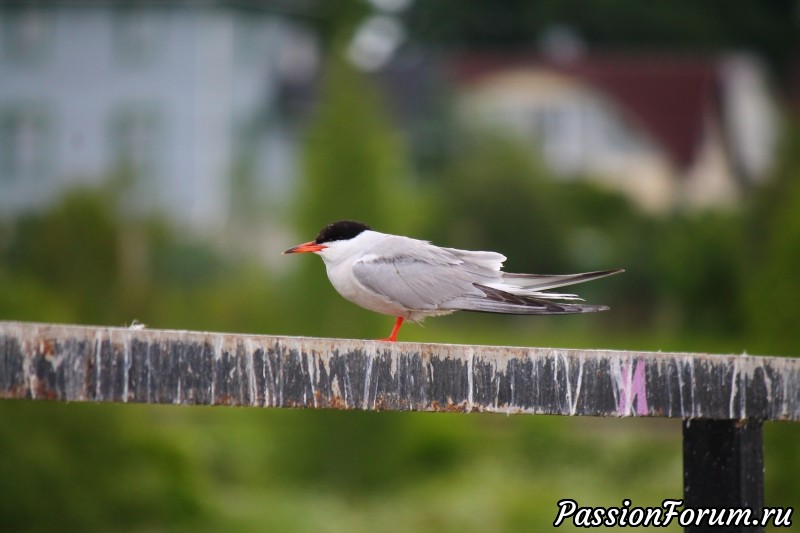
683, 419, 764, 532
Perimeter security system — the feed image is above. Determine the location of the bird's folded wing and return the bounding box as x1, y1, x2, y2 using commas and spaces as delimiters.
351, 236, 622, 314
352, 254, 496, 311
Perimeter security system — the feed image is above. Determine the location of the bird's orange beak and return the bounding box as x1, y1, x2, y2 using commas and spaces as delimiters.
283, 241, 327, 254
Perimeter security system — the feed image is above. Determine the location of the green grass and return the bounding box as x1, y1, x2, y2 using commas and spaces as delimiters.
0, 401, 689, 532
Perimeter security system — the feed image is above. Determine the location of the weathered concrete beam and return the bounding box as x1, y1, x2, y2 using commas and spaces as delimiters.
1, 321, 798, 420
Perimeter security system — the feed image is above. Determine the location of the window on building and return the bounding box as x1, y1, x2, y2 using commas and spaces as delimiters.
532, 104, 584, 175
2, 7, 52, 65
0, 105, 53, 183
112, 7, 163, 66
581, 98, 649, 158
236, 16, 274, 67
109, 104, 162, 184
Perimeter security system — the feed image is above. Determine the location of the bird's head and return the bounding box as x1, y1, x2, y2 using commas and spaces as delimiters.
283, 220, 372, 256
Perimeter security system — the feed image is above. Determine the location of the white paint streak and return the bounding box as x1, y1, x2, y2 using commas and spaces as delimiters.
145, 340, 153, 403
782, 371, 790, 418
571, 357, 584, 416
308, 351, 318, 408
494, 359, 501, 409
560, 353, 572, 415
276, 342, 284, 407
208, 350, 216, 405
466, 347, 474, 412
730, 356, 739, 420
94, 330, 103, 400
761, 361, 773, 414
244, 339, 256, 407
342, 356, 351, 409
687, 356, 697, 418
609, 357, 620, 413
122, 336, 130, 403
675, 358, 684, 417
362, 354, 374, 410
213, 335, 224, 361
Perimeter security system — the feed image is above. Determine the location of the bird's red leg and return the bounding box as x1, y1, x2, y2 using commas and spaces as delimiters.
380, 317, 404, 342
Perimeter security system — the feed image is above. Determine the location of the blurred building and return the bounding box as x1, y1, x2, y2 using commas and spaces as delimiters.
450, 51, 779, 212
0, 2, 318, 231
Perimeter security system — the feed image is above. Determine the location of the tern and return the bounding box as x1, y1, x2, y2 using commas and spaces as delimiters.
284, 220, 623, 341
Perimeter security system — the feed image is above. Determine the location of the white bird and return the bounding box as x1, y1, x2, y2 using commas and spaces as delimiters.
284, 220, 623, 342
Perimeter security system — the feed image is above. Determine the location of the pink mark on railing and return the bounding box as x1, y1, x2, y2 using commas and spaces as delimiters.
618, 359, 649, 416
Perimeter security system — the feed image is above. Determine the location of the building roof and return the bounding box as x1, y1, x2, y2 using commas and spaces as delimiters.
450, 52, 722, 170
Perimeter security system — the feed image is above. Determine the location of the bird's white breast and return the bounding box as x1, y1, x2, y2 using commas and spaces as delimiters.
318, 231, 411, 317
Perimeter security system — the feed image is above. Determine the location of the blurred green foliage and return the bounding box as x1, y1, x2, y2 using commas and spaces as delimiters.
298, 57, 407, 233
406, 1, 799, 81
0, 402, 208, 532
743, 124, 800, 356
431, 136, 571, 274
287, 56, 415, 339
1, 67, 800, 532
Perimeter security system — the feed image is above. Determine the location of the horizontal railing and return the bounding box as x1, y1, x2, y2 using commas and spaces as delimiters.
1, 321, 797, 532
1, 321, 797, 419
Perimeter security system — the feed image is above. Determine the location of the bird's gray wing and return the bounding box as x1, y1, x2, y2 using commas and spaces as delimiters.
351, 237, 501, 311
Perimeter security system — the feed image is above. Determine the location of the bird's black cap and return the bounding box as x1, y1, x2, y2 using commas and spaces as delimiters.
314, 220, 371, 244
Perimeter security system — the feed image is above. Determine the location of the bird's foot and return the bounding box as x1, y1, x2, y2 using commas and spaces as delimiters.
377, 317, 404, 342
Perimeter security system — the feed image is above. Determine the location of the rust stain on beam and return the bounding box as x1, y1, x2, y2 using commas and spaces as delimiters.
0, 321, 798, 421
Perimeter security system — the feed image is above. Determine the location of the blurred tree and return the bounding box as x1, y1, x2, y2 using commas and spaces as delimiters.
266, 410, 470, 494
653, 212, 743, 335
0, 402, 208, 533
742, 121, 800, 356
0, 186, 279, 334
743, 119, 800, 503
297, 57, 409, 232
288, 55, 416, 338
405, 0, 798, 83
1, 189, 122, 325
429, 135, 569, 274
306, 0, 371, 50
429, 134, 641, 277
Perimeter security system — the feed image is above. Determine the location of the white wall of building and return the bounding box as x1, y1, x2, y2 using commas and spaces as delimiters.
0, 4, 316, 230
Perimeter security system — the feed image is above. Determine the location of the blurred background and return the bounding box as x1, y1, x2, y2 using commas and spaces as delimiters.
1, 0, 799, 531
